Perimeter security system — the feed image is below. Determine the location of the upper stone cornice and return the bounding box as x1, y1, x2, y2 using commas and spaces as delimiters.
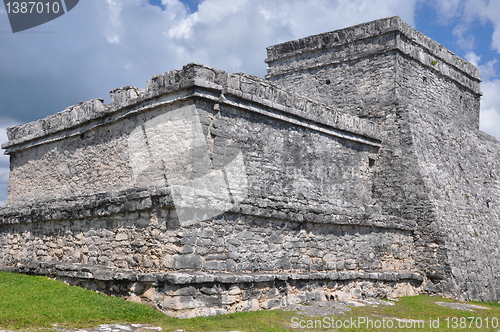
2, 63, 381, 153
265, 16, 480, 92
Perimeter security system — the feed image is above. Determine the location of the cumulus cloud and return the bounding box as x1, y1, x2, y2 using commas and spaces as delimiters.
0, 0, 422, 125
453, 24, 476, 51
465, 51, 481, 66
479, 59, 498, 80
463, 0, 500, 53
480, 79, 500, 140
432, 0, 464, 24
466, 51, 498, 80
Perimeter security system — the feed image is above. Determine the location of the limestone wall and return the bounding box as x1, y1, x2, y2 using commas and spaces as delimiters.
1, 16, 498, 316
3, 64, 380, 209
266, 16, 481, 128
0, 62, 416, 273
0, 203, 416, 273
266, 16, 500, 302
404, 77, 500, 301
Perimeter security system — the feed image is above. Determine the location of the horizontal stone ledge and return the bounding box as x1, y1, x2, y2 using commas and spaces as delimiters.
0, 262, 424, 284
222, 89, 381, 148
3, 63, 380, 153
265, 16, 478, 80
3, 63, 224, 148
2, 90, 204, 153
0, 188, 415, 231
0, 187, 174, 224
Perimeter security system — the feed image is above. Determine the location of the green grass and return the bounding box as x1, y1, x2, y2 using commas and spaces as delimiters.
0, 272, 166, 329
329, 295, 500, 332
2, 271, 500, 332
0, 272, 296, 331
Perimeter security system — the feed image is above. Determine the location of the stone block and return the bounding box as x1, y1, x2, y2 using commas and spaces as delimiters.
221, 294, 240, 305
163, 296, 196, 310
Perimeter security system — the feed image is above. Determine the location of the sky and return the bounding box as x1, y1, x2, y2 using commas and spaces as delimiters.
0, 0, 499, 207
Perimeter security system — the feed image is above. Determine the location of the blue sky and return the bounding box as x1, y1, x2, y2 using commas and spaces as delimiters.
0, 0, 499, 206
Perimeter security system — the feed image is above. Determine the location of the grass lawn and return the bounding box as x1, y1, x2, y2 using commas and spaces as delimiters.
1, 271, 500, 332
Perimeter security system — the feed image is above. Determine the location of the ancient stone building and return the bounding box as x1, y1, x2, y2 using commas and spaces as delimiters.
1, 16, 499, 317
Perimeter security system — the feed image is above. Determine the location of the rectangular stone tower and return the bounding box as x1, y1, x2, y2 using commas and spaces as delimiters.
267, 16, 499, 302
266, 16, 481, 129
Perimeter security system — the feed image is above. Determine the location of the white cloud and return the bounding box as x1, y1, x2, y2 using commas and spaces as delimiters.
479, 59, 498, 80
463, 0, 500, 53
0, 0, 421, 118
104, 0, 123, 43
480, 79, 500, 140
433, 0, 464, 24
465, 51, 481, 66
453, 24, 476, 51
465, 52, 498, 80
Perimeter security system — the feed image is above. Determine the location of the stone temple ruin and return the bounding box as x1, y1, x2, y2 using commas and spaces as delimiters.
1, 16, 499, 317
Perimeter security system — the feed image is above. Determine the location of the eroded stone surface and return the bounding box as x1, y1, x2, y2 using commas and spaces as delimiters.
435, 302, 491, 311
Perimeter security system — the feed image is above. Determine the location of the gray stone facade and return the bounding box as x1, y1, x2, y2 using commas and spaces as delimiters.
1, 16, 499, 316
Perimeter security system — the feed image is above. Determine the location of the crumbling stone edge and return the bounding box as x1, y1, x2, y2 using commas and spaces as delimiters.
0, 187, 417, 231
0, 261, 424, 318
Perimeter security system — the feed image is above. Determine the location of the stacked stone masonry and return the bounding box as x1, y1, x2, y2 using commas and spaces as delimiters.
1, 16, 499, 317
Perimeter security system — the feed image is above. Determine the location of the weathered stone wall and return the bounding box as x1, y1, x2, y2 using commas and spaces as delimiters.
404, 85, 500, 301
0, 202, 416, 273
266, 16, 500, 302
1, 16, 498, 316
267, 42, 399, 120
0, 61, 420, 315
0, 62, 409, 274
3, 65, 380, 209
266, 16, 480, 128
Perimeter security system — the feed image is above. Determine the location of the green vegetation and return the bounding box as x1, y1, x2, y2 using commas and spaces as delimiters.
332, 295, 500, 332
431, 60, 439, 66
0, 272, 296, 331
0, 272, 165, 330
2, 272, 500, 332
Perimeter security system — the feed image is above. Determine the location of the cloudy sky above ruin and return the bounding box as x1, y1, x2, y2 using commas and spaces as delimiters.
1, 0, 500, 206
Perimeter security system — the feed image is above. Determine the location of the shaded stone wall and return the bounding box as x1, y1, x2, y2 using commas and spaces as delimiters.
409, 109, 500, 301
265, 16, 500, 302
267, 43, 399, 120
